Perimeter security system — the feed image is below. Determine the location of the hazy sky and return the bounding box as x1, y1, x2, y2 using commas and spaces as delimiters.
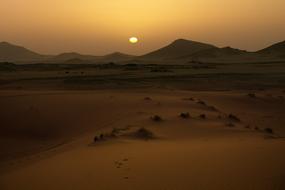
1, 0, 285, 55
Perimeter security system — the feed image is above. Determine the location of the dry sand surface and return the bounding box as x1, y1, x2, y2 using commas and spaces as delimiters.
0, 89, 285, 190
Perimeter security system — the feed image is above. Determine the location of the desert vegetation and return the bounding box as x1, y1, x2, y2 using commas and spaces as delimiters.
264, 128, 274, 134
180, 112, 190, 119
228, 114, 241, 122
151, 115, 163, 122
248, 93, 257, 98
133, 127, 155, 140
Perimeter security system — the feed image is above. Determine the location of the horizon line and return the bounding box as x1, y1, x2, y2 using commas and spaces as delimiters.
1, 38, 284, 57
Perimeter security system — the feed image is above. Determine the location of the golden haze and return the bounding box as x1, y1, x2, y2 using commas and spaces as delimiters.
0, 0, 285, 55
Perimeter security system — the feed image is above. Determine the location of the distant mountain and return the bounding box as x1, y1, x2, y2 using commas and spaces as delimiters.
50, 52, 135, 63
258, 40, 285, 58
0, 42, 44, 62
140, 39, 277, 63
190, 46, 267, 63
103, 52, 135, 62
50, 52, 99, 63
139, 39, 256, 62
141, 39, 216, 60
193, 47, 247, 57
1, 40, 285, 64
63, 58, 93, 64
187, 46, 252, 61
0, 42, 135, 64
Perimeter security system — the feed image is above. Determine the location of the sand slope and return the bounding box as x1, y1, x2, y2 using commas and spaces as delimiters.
1, 90, 285, 190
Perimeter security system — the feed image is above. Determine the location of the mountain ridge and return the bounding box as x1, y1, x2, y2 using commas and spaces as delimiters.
258, 41, 285, 57
1, 39, 285, 63
140, 39, 217, 60
0, 41, 44, 62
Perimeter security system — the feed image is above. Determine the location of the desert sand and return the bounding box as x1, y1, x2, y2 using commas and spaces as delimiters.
1, 89, 285, 190
1, 2, 285, 189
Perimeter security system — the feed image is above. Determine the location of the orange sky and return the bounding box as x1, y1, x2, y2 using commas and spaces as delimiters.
1, 0, 285, 55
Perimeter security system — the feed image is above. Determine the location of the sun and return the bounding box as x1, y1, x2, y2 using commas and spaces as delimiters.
129, 37, 138, 44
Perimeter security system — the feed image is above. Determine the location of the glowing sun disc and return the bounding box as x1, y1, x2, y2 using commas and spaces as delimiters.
129, 37, 138, 44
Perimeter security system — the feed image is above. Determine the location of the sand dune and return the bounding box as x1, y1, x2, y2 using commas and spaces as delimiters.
1, 89, 285, 190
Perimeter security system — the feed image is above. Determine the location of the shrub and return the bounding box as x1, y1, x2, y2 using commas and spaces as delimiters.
248, 93, 256, 98
112, 128, 120, 134
144, 97, 152, 101
264, 128, 274, 134
197, 100, 206, 105
110, 126, 130, 136
110, 128, 120, 137
135, 127, 154, 140
228, 114, 241, 122
183, 98, 195, 101
180, 112, 190, 119
150, 68, 171, 72
151, 115, 163, 122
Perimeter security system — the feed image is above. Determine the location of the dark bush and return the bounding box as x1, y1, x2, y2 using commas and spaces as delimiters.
183, 98, 195, 101
135, 127, 154, 140
150, 68, 171, 73
228, 114, 241, 122
108, 62, 116, 66
248, 93, 256, 98
144, 97, 152, 101
197, 100, 206, 105
180, 112, 190, 119
264, 128, 274, 134
199, 114, 206, 119
151, 115, 163, 122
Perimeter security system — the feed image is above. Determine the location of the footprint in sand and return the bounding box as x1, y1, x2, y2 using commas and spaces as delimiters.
114, 158, 129, 169
114, 158, 131, 179
114, 161, 123, 168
